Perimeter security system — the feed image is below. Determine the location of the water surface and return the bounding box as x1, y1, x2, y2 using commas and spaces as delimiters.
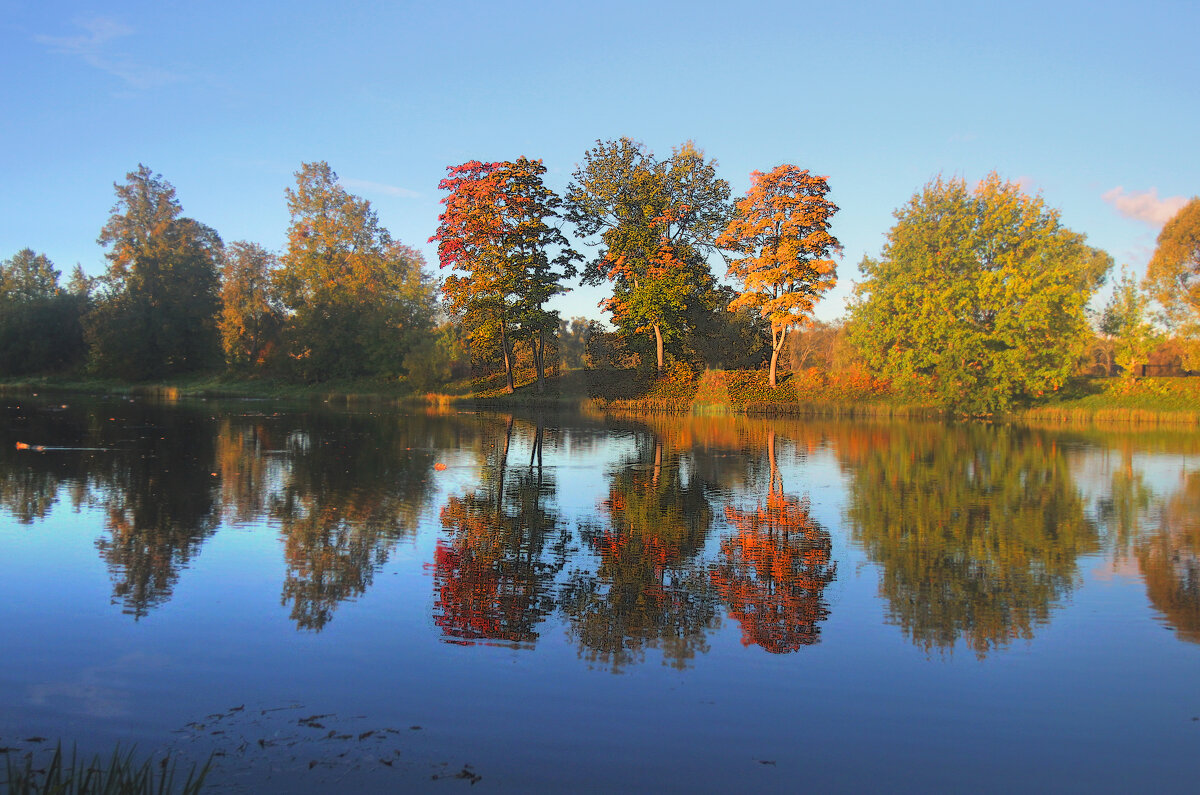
1, 397, 1198, 791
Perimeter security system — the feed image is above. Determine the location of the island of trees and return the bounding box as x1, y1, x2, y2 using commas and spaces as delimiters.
2, 138, 1198, 416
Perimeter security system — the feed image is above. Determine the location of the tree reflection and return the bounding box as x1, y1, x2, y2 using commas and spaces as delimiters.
1137, 470, 1200, 643
93, 404, 220, 618
561, 433, 718, 670
843, 424, 1099, 657
713, 432, 836, 652
271, 411, 437, 630
432, 417, 568, 646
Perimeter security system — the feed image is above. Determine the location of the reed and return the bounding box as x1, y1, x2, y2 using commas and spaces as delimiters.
4, 743, 210, 795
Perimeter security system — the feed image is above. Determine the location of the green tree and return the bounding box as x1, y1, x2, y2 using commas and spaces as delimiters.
219, 241, 282, 370
849, 174, 1111, 413
88, 165, 223, 379
716, 165, 840, 386
0, 249, 87, 375
1, 248, 60, 300
565, 138, 731, 373
1099, 265, 1162, 376
277, 161, 436, 381
1143, 197, 1200, 368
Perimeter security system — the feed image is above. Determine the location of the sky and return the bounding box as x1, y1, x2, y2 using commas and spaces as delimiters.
2, 0, 1197, 323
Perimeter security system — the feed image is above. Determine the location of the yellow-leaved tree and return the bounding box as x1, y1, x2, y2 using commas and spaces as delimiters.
716, 165, 839, 386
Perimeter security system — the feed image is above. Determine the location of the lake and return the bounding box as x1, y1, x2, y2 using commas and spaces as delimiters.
1, 395, 1198, 792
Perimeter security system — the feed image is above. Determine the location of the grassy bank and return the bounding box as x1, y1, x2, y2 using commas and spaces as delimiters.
4, 370, 1196, 425
1018, 377, 1200, 426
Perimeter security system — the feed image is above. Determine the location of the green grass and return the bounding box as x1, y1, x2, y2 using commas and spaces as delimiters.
4, 743, 210, 794
5, 369, 1196, 425
1020, 377, 1200, 426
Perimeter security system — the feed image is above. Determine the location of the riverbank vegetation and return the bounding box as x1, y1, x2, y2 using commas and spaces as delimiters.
2, 142, 1196, 420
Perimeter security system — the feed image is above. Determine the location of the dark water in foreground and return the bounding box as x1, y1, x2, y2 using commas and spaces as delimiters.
1, 396, 1198, 792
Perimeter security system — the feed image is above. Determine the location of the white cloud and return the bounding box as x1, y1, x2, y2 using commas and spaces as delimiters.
1102, 186, 1188, 228
339, 177, 420, 199
35, 18, 178, 89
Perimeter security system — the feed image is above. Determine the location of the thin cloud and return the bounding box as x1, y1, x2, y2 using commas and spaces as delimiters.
340, 177, 420, 199
1102, 186, 1187, 228
35, 18, 178, 89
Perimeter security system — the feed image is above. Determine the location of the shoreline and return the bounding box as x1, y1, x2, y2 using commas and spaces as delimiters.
2, 373, 1197, 427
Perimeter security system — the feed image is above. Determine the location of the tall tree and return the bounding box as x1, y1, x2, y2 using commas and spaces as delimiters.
716, 165, 840, 386
1143, 197, 1200, 368
0, 248, 60, 301
88, 165, 223, 379
565, 139, 731, 372
849, 174, 1111, 414
0, 249, 87, 375
219, 241, 282, 370
277, 161, 435, 381
432, 157, 577, 392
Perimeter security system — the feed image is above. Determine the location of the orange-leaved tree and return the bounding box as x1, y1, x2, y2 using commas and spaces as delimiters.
716, 165, 839, 386
432, 158, 576, 392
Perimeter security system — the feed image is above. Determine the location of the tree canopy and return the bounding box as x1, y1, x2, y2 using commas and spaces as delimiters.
849, 173, 1111, 414
278, 161, 436, 381
88, 165, 223, 379
717, 165, 840, 386
432, 157, 577, 392
566, 138, 731, 372
0, 249, 87, 376
1144, 196, 1200, 368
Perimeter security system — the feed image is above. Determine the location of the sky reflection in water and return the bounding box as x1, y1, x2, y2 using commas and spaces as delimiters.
1, 397, 1198, 791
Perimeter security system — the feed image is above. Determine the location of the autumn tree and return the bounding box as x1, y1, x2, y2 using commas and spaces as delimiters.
432, 158, 577, 392
87, 165, 223, 379
1143, 197, 1200, 368
849, 174, 1111, 414
0, 249, 88, 375
219, 241, 282, 370
565, 138, 731, 373
1098, 265, 1161, 376
277, 161, 436, 381
716, 165, 840, 386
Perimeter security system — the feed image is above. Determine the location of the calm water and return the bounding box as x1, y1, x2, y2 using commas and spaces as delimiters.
1, 396, 1198, 792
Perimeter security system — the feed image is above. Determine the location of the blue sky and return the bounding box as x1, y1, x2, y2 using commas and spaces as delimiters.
2, 0, 1196, 322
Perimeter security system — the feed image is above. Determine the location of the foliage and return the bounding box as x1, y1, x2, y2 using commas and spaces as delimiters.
1143, 196, 1200, 368
278, 161, 436, 381
432, 158, 578, 392
1099, 265, 1162, 376
716, 165, 840, 385
88, 165, 223, 380
0, 249, 87, 376
1, 248, 60, 301
219, 240, 283, 370
849, 173, 1111, 414
565, 138, 731, 371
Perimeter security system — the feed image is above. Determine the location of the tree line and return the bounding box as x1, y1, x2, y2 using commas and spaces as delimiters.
2, 138, 1197, 411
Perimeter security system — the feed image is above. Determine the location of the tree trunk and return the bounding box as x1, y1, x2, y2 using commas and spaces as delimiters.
654, 324, 664, 373
768, 325, 786, 388
534, 329, 546, 393
501, 324, 515, 393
